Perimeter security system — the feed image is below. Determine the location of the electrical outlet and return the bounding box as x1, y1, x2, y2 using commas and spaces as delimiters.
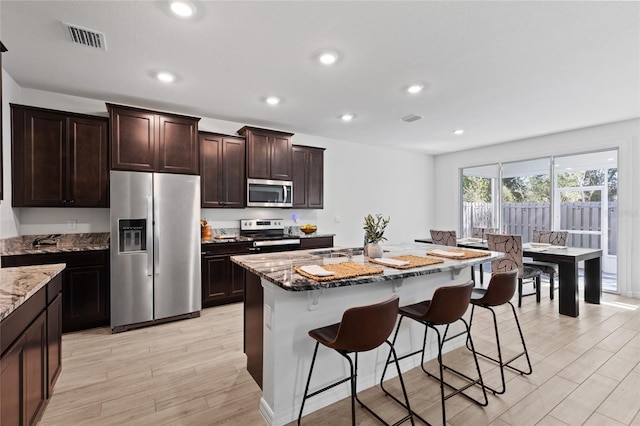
67, 219, 77, 230
334, 215, 341, 223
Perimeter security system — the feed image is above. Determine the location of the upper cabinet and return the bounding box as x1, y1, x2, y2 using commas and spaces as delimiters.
107, 103, 200, 175
238, 126, 293, 181
200, 132, 246, 208
292, 145, 325, 209
1, 41, 7, 201
11, 104, 109, 207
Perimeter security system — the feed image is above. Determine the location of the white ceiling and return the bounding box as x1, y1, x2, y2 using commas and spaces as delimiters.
1, 1, 639, 155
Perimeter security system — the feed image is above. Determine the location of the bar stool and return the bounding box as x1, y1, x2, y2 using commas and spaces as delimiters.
297, 295, 414, 426
381, 281, 487, 425
466, 270, 533, 394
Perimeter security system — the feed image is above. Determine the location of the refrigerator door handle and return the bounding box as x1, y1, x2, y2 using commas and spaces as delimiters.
154, 196, 160, 275
147, 195, 153, 276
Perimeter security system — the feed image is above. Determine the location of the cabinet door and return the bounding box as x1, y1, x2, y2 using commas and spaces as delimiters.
158, 114, 199, 174
202, 255, 229, 307
47, 293, 62, 396
230, 261, 245, 297
1, 334, 24, 426
270, 134, 292, 181
222, 137, 245, 208
62, 264, 109, 332
68, 116, 109, 207
292, 146, 309, 208
200, 133, 223, 207
24, 311, 47, 426
307, 148, 324, 208
246, 130, 271, 179
110, 107, 157, 171
12, 107, 66, 206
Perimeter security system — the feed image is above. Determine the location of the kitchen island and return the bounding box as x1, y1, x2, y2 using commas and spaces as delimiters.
232, 243, 502, 426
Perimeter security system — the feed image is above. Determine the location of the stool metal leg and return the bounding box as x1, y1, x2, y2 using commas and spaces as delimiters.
466, 301, 533, 395
298, 342, 320, 425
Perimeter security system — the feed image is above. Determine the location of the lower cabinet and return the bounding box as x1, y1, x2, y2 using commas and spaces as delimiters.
1, 250, 110, 332
299, 236, 334, 250
201, 242, 251, 308
1, 274, 62, 426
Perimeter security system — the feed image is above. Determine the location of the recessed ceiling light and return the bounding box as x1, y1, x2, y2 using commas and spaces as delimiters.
407, 84, 424, 94
319, 52, 338, 65
156, 71, 175, 83
341, 114, 355, 122
453, 129, 464, 135
170, 1, 195, 17
607, 158, 614, 161
265, 96, 281, 105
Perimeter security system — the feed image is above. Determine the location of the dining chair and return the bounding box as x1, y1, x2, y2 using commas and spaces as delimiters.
485, 233, 542, 307
429, 230, 457, 247
524, 230, 568, 300
471, 227, 499, 285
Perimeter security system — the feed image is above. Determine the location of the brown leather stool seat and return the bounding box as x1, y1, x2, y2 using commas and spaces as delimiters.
380, 281, 488, 425
298, 295, 414, 426
466, 270, 533, 394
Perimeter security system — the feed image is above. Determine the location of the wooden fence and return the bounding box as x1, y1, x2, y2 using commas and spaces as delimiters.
462, 202, 618, 254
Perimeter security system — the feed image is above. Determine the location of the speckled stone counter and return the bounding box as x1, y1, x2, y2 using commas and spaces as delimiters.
0, 233, 110, 256
231, 242, 501, 291
0, 263, 66, 321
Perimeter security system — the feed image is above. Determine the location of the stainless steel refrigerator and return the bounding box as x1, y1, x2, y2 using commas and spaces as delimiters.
110, 171, 201, 332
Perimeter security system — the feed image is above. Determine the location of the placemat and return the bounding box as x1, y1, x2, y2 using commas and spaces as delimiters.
294, 262, 384, 282
368, 255, 444, 269
427, 249, 491, 260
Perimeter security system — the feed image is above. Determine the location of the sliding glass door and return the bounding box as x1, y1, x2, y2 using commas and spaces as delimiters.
460, 164, 499, 237
501, 158, 551, 243
554, 151, 618, 284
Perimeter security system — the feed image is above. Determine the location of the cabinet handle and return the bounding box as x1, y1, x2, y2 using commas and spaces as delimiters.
68, 199, 75, 205
61, 200, 67, 205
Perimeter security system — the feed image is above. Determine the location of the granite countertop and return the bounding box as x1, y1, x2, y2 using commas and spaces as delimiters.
1, 233, 110, 256
201, 233, 335, 244
231, 242, 502, 292
0, 263, 66, 321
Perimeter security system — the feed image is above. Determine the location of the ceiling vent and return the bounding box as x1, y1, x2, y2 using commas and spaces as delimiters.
401, 114, 422, 123
62, 22, 106, 51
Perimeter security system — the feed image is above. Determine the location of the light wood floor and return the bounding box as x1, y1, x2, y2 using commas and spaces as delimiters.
40, 283, 640, 426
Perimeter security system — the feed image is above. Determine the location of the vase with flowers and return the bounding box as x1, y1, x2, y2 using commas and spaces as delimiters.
363, 214, 390, 258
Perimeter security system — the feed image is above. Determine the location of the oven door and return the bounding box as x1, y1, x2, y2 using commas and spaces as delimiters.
249, 238, 301, 253
247, 179, 293, 208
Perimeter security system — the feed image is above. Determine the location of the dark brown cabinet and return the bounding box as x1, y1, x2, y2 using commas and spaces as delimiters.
200, 132, 246, 208
1, 272, 61, 426
108, 103, 200, 174
11, 104, 109, 207
1, 42, 6, 201
292, 145, 325, 209
238, 126, 293, 181
1, 250, 110, 333
299, 236, 334, 250
201, 242, 251, 307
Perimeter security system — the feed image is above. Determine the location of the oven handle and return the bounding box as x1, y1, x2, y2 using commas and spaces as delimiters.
253, 238, 301, 247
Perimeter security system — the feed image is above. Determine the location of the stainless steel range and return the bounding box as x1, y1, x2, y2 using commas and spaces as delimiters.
240, 219, 300, 253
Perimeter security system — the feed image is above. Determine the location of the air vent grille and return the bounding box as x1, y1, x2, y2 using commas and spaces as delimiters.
401, 114, 422, 123
62, 22, 106, 51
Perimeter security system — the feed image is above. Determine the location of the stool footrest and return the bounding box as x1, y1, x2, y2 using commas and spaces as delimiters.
423, 365, 488, 406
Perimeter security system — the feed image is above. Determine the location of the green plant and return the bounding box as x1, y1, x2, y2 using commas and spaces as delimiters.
363, 214, 390, 244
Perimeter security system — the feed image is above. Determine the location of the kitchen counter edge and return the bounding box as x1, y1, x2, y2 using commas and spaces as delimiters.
0, 263, 66, 321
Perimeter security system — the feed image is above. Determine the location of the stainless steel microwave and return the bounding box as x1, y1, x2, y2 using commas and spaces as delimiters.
247, 179, 293, 208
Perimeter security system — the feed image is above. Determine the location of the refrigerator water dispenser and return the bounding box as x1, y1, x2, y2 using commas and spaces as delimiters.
118, 219, 147, 253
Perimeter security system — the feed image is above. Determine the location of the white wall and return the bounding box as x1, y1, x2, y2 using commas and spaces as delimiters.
433, 119, 640, 298
0, 69, 20, 238
2, 86, 434, 246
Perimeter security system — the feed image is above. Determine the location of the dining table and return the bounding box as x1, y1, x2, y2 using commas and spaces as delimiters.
415, 237, 603, 318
